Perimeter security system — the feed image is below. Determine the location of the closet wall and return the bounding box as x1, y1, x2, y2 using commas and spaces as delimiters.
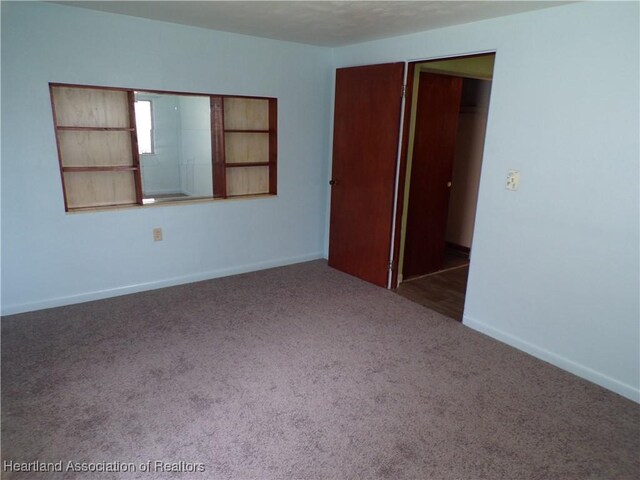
445, 79, 491, 249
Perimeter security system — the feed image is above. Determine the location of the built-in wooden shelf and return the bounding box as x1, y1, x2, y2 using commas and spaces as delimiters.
218, 96, 277, 197
50, 83, 277, 210
62, 166, 139, 173
225, 162, 270, 168
223, 129, 271, 134
56, 126, 135, 132
50, 84, 143, 211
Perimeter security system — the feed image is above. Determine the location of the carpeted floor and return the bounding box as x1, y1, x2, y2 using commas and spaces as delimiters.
2, 260, 639, 479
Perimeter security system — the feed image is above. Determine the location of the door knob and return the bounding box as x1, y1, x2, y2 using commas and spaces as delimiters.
329, 179, 338, 186
447, 181, 452, 188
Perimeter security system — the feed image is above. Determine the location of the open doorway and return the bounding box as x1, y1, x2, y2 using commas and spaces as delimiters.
394, 54, 494, 321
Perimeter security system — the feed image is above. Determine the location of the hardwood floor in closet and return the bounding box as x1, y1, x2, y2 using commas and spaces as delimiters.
396, 251, 470, 321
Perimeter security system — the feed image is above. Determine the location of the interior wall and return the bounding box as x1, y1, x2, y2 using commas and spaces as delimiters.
446, 79, 491, 249
1, 1, 333, 314
334, 1, 640, 401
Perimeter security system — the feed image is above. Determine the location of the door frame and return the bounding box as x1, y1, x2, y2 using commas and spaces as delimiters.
386, 62, 410, 288
388, 51, 496, 289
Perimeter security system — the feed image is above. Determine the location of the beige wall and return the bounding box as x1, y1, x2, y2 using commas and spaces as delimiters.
420, 55, 494, 80
446, 80, 492, 248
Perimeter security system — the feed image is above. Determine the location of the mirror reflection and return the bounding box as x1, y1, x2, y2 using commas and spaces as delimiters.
134, 92, 212, 203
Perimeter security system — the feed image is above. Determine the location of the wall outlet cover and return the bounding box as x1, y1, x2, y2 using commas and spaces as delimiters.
506, 170, 521, 191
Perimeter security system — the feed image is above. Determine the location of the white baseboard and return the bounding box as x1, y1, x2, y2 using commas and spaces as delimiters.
1, 252, 324, 316
463, 315, 640, 403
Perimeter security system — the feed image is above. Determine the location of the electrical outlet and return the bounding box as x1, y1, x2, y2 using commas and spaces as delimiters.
153, 227, 163, 242
506, 170, 520, 191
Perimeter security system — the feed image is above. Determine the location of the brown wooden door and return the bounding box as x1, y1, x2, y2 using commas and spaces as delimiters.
328, 63, 405, 287
403, 72, 463, 279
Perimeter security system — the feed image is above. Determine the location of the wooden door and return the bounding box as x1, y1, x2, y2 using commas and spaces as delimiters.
403, 72, 463, 279
328, 63, 405, 287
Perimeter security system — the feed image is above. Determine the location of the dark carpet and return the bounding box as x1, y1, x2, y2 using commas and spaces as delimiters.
2, 260, 639, 479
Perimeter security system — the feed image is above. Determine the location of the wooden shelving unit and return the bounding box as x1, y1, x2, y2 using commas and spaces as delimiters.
50, 85, 142, 210
214, 96, 277, 198
50, 83, 277, 211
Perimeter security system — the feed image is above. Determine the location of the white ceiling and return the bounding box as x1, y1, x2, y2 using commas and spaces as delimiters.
52, 1, 572, 47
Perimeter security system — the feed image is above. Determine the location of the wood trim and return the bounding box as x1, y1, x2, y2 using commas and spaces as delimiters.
223, 129, 271, 133
127, 90, 144, 204
49, 84, 70, 212
224, 192, 276, 199
49, 82, 277, 102
225, 162, 269, 168
49, 83, 277, 207
56, 126, 135, 132
211, 96, 226, 198
221, 94, 276, 101
268, 98, 278, 195
62, 166, 139, 173
67, 202, 139, 211
50, 82, 210, 98
49, 82, 131, 93
67, 192, 276, 213
390, 62, 416, 289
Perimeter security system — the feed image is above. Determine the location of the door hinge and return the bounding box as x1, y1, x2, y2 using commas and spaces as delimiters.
401, 84, 407, 98
388, 260, 395, 272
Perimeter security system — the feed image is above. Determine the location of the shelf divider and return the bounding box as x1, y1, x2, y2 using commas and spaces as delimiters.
62, 166, 139, 172
225, 162, 270, 168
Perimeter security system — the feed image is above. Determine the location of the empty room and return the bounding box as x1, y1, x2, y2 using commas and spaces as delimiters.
1, 1, 638, 479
